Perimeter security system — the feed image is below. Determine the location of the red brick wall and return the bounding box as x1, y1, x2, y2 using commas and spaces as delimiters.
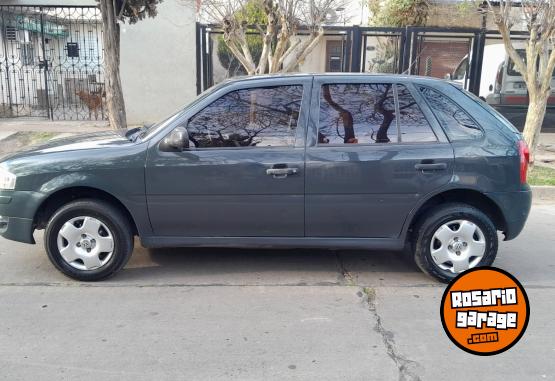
417, 41, 470, 78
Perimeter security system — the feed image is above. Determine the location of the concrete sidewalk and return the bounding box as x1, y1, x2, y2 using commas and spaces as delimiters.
0, 119, 110, 134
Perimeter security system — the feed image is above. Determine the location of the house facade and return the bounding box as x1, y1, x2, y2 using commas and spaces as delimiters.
1, 0, 547, 129
0, 0, 197, 124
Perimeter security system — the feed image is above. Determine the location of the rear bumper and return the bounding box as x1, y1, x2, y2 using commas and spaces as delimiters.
485, 189, 532, 240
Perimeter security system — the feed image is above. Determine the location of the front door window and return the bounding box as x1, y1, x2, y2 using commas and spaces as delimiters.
187, 85, 303, 148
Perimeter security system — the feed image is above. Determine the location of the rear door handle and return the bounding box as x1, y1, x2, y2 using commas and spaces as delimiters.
414, 163, 448, 171
266, 167, 299, 178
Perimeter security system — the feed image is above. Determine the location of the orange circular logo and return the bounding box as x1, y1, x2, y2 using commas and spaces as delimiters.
440, 267, 529, 355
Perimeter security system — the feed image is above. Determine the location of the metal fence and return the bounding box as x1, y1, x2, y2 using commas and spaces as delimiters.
0, 5, 106, 120
196, 23, 527, 96
197, 23, 555, 131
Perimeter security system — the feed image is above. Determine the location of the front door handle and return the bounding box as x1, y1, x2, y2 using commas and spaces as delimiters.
266, 167, 299, 178
414, 163, 448, 172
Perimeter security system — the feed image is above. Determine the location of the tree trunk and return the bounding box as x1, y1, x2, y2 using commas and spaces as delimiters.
99, 0, 127, 129
522, 91, 549, 164
322, 85, 355, 143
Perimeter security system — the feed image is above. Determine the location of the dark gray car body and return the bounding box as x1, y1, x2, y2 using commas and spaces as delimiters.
0, 74, 532, 250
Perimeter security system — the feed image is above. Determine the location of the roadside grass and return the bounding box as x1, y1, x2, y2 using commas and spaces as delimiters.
528, 165, 555, 186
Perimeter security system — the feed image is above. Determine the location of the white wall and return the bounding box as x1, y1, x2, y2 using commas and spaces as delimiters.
120, 1, 197, 125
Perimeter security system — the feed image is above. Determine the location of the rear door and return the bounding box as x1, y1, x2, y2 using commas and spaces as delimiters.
145, 77, 311, 237
305, 77, 454, 238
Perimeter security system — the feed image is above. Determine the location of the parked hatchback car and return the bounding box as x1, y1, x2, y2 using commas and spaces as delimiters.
0, 74, 532, 282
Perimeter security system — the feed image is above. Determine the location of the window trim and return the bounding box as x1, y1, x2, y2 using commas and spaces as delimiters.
313, 81, 439, 147
417, 85, 484, 142
395, 83, 439, 144
182, 84, 306, 150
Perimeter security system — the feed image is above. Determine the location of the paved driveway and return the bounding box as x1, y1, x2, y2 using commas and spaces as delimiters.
0, 203, 554, 380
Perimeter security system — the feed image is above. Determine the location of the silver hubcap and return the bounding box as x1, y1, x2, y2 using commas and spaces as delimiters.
56, 216, 114, 271
430, 219, 486, 274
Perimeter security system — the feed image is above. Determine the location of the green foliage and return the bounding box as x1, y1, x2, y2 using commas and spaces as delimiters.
368, 0, 429, 27
528, 166, 555, 186
455, 0, 475, 14
218, 35, 263, 76
367, 0, 428, 73
235, 0, 267, 24
112, 0, 162, 24
367, 38, 399, 74
217, 0, 266, 76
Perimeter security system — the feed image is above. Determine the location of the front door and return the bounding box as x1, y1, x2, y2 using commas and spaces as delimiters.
145, 79, 311, 237
305, 78, 454, 238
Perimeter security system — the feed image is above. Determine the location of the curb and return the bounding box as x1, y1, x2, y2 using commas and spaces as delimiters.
531, 185, 555, 201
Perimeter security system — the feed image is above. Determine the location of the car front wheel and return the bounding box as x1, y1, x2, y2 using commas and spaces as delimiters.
44, 199, 134, 281
412, 203, 498, 283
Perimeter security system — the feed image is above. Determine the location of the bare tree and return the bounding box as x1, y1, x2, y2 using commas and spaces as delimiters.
197, 0, 345, 75
485, 0, 555, 160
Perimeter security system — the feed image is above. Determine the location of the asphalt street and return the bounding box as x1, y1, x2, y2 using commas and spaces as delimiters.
0, 202, 554, 381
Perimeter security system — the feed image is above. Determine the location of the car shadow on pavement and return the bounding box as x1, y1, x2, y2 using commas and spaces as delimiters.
111, 244, 428, 286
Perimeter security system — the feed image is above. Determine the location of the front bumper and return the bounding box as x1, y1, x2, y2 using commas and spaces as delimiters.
0, 216, 35, 243
0, 190, 44, 244
485, 189, 532, 241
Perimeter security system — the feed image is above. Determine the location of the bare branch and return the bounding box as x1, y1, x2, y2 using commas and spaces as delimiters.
281, 29, 324, 72
195, 0, 345, 74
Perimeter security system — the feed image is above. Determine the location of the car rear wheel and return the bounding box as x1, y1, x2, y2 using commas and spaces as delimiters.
412, 203, 498, 283
44, 199, 133, 281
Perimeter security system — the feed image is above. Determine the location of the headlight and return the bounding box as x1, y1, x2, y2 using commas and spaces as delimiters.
0, 166, 16, 190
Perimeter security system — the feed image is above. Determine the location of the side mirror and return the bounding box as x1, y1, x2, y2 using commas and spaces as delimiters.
160, 126, 190, 152
444, 73, 452, 80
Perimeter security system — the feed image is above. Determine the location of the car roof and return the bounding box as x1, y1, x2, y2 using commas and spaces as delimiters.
222, 72, 452, 86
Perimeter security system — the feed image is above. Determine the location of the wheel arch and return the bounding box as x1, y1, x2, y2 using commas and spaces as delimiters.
34, 186, 139, 236
404, 188, 508, 241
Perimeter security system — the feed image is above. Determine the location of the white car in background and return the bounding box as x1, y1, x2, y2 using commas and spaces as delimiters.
450, 42, 555, 130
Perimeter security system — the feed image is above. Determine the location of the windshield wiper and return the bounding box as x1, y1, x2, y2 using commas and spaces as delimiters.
125, 127, 142, 141
126, 124, 154, 142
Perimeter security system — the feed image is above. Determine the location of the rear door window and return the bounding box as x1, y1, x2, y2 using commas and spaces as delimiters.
419, 86, 483, 141
318, 83, 437, 144
397, 84, 437, 143
318, 83, 397, 144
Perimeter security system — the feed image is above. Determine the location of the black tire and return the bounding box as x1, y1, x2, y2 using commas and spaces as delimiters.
44, 199, 134, 281
411, 203, 498, 283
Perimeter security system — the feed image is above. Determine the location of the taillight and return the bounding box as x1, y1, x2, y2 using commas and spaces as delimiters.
518, 140, 530, 184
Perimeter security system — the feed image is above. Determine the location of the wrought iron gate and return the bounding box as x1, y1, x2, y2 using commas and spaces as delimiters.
196, 24, 492, 96
0, 5, 106, 120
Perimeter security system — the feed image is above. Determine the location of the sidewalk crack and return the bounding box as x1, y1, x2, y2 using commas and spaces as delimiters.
335, 251, 354, 285
363, 287, 422, 381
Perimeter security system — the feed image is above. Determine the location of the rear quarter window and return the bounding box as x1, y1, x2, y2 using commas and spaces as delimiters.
454, 86, 519, 133
419, 86, 483, 141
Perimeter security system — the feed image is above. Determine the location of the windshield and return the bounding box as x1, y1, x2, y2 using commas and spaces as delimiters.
138, 82, 227, 140
453, 85, 519, 133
